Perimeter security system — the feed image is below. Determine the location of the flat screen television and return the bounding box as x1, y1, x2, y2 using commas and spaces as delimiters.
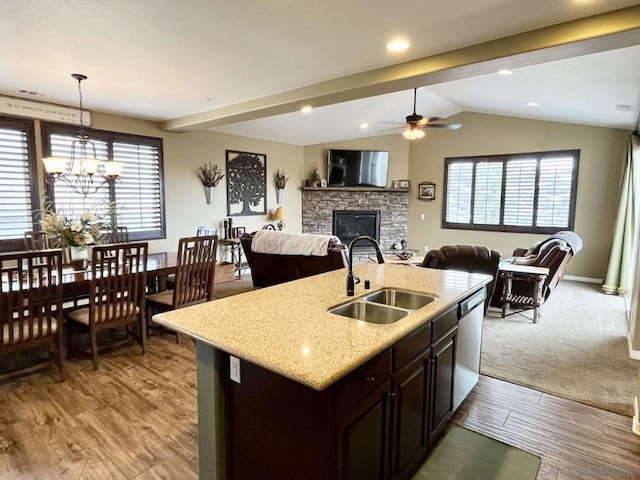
327, 149, 389, 187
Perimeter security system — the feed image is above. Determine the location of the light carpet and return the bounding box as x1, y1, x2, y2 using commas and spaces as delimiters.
481, 280, 636, 417
413, 426, 540, 480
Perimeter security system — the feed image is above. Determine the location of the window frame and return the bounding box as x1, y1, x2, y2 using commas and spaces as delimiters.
40, 121, 166, 241
442, 150, 580, 235
0, 115, 42, 250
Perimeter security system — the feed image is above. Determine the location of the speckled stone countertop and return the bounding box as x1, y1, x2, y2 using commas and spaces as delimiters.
153, 263, 490, 391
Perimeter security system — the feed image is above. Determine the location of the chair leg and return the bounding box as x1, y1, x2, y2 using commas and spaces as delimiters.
56, 333, 66, 382
90, 329, 99, 370
140, 317, 147, 355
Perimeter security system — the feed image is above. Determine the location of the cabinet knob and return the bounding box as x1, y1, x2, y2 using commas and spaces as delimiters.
388, 392, 396, 399
365, 376, 376, 383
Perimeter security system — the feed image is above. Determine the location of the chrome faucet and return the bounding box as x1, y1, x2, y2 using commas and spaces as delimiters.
347, 235, 385, 296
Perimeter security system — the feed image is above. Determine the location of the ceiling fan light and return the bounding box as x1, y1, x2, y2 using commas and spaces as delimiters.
402, 128, 425, 140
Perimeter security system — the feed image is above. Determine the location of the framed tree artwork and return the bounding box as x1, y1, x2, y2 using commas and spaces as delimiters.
226, 150, 267, 216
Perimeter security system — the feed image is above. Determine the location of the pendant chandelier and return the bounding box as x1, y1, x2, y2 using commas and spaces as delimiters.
42, 73, 123, 197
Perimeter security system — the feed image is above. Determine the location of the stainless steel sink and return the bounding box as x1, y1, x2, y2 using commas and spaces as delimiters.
328, 301, 409, 324
364, 288, 435, 310
328, 288, 437, 324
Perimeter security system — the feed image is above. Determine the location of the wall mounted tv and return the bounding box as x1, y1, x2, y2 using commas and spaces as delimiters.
327, 149, 389, 188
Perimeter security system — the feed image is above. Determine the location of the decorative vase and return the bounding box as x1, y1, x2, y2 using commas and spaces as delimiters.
276, 188, 284, 204
205, 186, 216, 205
69, 245, 89, 271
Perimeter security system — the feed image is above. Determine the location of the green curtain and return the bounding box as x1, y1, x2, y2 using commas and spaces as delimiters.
603, 134, 640, 295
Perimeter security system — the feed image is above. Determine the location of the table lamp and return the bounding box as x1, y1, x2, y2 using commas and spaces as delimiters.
273, 206, 286, 230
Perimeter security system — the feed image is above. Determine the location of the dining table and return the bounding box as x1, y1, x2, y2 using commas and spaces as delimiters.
60, 251, 177, 300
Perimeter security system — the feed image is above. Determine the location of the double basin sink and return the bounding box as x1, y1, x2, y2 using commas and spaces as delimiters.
329, 288, 436, 324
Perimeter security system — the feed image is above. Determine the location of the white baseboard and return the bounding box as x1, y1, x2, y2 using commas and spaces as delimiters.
634, 397, 640, 436
627, 333, 640, 360
564, 275, 603, 284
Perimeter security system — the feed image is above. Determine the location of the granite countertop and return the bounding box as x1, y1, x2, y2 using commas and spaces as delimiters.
153, 263, 490, 391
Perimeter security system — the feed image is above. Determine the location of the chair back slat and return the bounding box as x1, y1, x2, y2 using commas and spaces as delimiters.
89, 243, 148, 325
173, 235, 218, 309
0, 250, 63, 347
23, 231, 51, 250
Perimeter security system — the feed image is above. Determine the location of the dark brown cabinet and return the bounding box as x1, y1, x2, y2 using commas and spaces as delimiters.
428, 327, 457, 446
334, 380, 392, 480
224, 305, 463, 480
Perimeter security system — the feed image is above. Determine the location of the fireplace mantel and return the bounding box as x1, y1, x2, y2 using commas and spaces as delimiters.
302, 187, 409, 193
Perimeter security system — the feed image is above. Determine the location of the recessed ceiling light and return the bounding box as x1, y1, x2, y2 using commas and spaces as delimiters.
387, 39, 409, 52
527, 102, 539, 107
497, 69, 513, 75
301, 105, 312, 113
360, 123, 369, 129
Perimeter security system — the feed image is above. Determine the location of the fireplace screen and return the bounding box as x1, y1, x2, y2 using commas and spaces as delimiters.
332, 210, 381, 247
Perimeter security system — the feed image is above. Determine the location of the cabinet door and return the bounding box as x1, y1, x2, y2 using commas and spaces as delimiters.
428, 327, 457, 445
390, 350, 431, 480
334, 380, 392, 480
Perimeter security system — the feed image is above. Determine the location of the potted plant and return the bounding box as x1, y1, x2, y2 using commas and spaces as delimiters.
310, 164, 321, 187
273, 169, 289, 204
196, 162, 225, 204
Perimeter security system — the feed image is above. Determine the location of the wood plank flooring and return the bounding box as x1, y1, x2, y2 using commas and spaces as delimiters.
1, 337, 639, 479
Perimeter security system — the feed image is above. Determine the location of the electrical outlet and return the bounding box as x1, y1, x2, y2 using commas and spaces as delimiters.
230, 355, 241, 383
420, 213, 425, 220
424, 245, 429, 253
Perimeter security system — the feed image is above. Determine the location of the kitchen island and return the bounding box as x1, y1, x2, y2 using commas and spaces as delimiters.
154, 263, 490, 480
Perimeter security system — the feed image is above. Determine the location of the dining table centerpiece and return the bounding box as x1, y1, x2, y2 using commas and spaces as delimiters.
40, 208, 108, 269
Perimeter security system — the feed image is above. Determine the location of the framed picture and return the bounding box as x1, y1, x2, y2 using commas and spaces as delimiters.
392, 180, 400, 188
232, 226, 246, 238
320, 178, 328, 187
398, 179, 410, 189
226, 150, 267, 216
418, 182, 436, 201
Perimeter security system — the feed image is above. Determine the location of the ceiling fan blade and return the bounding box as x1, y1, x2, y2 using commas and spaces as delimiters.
378, 121, 407, 126
424, 123, 461, 129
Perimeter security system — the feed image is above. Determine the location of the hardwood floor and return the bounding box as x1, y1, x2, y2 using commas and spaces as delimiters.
1, 337, 639, 479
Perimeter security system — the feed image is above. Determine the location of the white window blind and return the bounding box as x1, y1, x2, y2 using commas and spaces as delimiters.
444, 150, 579, 234
113, 142, 162, 234
0, 121, 35, 239
42, 123, 165, 240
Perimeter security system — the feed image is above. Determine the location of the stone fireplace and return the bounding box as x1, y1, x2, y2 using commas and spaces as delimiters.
302, 187, 409, 249
332, 210, 381, 247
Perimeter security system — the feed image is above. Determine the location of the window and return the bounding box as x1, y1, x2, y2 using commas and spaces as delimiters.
0, 116, 40, 248
41, 122, 165, 240
443, 150, 579, 234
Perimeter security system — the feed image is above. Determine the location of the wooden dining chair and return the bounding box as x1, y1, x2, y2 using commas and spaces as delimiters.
23, 230, 51, 250
146, 235, 218, 338
101, 226, 129, 244
64, 242, 148, 370
0, 249, 66, 381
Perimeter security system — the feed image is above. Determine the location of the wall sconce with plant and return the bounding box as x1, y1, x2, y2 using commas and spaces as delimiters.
196, 162, 225, 205
273, 169, 289, 204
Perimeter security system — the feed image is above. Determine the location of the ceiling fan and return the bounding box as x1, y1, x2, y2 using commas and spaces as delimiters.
399, 88, 461, 140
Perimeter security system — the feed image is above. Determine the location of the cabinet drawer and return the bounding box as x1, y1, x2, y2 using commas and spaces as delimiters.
333, 350, 391, 418
393, 322, 432, 371
431, 306, 458, 342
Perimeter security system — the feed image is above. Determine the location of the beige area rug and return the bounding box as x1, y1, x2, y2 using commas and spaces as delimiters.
212, 274, 256, 299
481, 280, 637, 417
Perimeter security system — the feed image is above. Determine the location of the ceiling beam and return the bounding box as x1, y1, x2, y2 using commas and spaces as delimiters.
161, 5, 640, 132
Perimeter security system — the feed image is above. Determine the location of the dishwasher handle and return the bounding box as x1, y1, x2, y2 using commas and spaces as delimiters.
459, 289, 486, 318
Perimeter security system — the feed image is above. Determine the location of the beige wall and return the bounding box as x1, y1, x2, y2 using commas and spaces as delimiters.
407, 112, 629, 279
303, 134, 410, 186
65, 112, 305, 257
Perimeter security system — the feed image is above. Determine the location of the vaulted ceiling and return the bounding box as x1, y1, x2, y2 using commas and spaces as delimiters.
1, 1, 639, 146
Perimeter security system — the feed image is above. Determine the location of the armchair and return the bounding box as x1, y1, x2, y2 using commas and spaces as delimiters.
490, 231, 583, 316
421, 244, 501, 313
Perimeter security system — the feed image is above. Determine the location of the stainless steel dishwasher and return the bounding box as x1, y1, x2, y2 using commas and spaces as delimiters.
453, 288, 486, 411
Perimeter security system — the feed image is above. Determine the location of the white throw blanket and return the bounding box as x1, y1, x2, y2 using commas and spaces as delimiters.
251, 230, 340, 256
